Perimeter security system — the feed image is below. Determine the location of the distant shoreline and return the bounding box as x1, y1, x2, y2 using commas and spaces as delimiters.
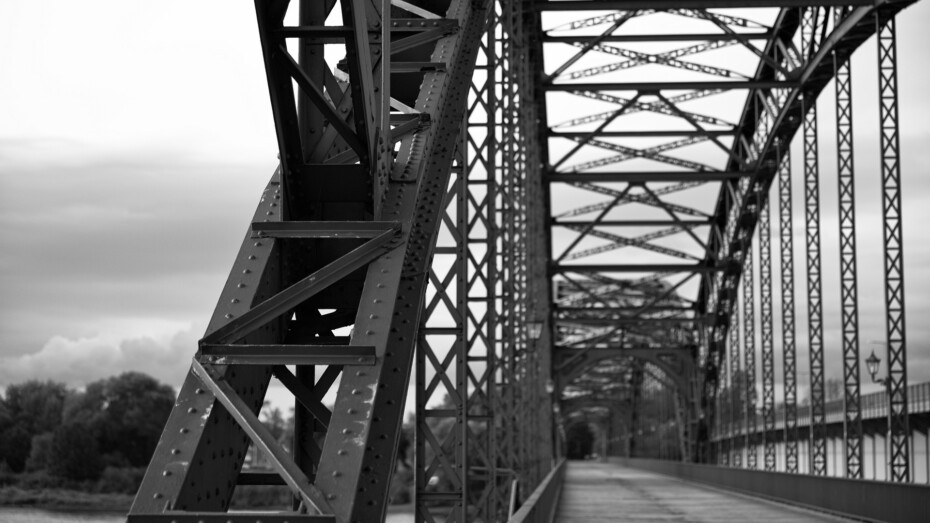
0, 487, 133, 512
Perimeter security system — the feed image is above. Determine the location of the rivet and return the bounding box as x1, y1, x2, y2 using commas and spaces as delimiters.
338, 449, 347, 455
188, 407, 197, 413
171, 449, 181, 455
194, 388, 204, 394
225, 313, 233, 319
162, 470, 171, 476
153, 493, 162, 499
343, 429, 352, 434
332, 471, 341, 477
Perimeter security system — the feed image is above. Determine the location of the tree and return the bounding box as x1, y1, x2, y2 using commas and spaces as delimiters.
0, 424, 31, 472
63, 372, 175, 467
2, 381, 68, 434
48, 423, 103, 481
0, 380, 68, 472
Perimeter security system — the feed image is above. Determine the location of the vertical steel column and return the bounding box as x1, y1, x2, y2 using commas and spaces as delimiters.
800, 7, 827, 474
802, 91, 827, 475
719, 305, 730, 466
463, 9, 499, 519
729, 300, 742, 467
414, 133, 468, 522
519, 0, 553, 488
293, 0, 328, 485
495, 0, 520, 512
743, 242, 758, 469
834, 45, 864, 480
876, 12, 910, 483
778, 151, 800, 473
759, 192, 776, 471
630, 362, 645, 458
802, 93, 827, 475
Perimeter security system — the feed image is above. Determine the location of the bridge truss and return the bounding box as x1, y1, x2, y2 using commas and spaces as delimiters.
130, 0, 926, 521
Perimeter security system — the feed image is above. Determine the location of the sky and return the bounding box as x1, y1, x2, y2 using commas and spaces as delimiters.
1, 1, 929, 413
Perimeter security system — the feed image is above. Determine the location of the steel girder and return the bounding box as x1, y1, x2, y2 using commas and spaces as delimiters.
131, 0, 495, 520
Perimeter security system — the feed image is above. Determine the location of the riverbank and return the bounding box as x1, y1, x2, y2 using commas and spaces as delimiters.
0, 488, 413, 520
0, 487, 133, 512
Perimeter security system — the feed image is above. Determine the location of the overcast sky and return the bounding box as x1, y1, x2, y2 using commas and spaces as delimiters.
1, 1, 929, 413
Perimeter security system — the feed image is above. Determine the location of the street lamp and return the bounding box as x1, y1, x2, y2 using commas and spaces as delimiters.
865, 345, 893, 480
865, 348, 890, 387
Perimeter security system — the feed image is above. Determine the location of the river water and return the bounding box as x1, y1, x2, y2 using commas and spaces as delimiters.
0, 508, 414, 522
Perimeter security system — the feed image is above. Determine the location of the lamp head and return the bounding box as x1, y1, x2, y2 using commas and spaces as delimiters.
528, 320, 544, 340
865, 350, 881, 381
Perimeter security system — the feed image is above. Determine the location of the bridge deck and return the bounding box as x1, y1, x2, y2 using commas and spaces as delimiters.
555, 461, 852, 522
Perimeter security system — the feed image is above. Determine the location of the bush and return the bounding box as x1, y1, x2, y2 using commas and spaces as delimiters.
0, 463, 16, 487
25, 432, 53, 471
94, 466, 146, 494
230, 485, 292, 508
16, 469, 66, 490
47, 423, 103, 481
389, 466, 413, 505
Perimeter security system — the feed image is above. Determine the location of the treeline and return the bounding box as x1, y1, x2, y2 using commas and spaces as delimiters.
0, 372, 417, 507
0, 372, 174, 494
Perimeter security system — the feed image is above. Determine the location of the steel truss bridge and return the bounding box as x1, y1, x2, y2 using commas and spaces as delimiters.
128, 0, 929, 521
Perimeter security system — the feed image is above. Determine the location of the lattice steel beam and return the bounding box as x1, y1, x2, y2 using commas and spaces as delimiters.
538, 1, 874, 9
759, 193, 776, 472
801, 6, 827, 475
778, 152, 799, 473
834, 42, 863, 480
876, 11, 910, 483
743, 241, 757, 470
729, 299, 741, 467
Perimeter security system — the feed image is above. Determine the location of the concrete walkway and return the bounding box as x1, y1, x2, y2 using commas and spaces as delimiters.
555, 461, 853, 522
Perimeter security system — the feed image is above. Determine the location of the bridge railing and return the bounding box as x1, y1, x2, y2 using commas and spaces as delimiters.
507, 459, 567, 523
612, 457, 930, 523
715, 380, 930, 438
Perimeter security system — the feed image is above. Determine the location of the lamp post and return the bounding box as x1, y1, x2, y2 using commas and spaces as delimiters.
864, 346, 892, 480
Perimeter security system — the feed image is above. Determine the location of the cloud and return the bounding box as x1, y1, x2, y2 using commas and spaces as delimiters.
0, 322, 202, 390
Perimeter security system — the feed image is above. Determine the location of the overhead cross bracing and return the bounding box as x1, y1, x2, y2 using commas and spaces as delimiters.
540, 0, 920, 476
129, 0, 928, 521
